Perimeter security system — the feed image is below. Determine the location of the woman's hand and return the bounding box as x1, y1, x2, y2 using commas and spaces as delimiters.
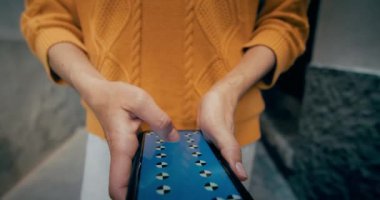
82, 80, 179, 199
48, 43, 179, 200
198, 45, 276, 181
198, 85, 248, 180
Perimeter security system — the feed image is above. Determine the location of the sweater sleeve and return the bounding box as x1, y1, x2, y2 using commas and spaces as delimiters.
243, 0, 309, 89
20, 0, 86, 84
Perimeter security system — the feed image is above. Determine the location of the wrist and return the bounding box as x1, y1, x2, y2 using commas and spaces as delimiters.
208, 78, 242, 107
210, 45, 276, 101
71, 69, 107, 103
211, 72, 246, 102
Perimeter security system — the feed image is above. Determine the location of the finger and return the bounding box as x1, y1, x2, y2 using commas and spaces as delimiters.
127, 91, 179, 141
108, 124, 139, 200
203, 126, 247, 181
219, 140, 248, 181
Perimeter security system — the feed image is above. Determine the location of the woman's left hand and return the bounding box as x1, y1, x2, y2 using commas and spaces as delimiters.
197, 45, 276, 182
197, 85, 248, 181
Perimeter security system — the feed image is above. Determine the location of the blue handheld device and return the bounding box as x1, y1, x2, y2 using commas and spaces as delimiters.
127, 130, 254, 200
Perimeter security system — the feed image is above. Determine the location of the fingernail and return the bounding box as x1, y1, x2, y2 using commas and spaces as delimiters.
235, 162, 248, 179
167, 129, 179, 142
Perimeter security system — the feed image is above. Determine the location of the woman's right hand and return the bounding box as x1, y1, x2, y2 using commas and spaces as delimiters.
48, 42, 179, 200
81, 79, 179, 199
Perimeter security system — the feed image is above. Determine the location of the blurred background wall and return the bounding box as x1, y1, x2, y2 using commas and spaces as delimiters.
0, 0, 85, 196
262, 0, 380, 199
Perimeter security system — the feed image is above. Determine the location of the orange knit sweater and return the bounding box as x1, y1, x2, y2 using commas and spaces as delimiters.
21, 0, 309, 146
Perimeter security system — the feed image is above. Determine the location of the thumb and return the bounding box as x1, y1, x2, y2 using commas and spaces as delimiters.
206, 129, 247, 181
106, 116, 140, 200
219, 141, 248, 181
108, 132, 138, 200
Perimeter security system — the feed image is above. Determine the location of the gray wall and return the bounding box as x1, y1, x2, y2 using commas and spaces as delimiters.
293, 67, 380, 199
312, 0, 380, 75
0, 0, 85, 195
288, 0, 380, 199
261, 0, 380, 199
0, 0, 23, 41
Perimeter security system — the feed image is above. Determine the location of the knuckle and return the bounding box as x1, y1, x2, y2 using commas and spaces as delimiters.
109, 142, 128, 155
106, 129, 123, 143
156, 113, 171, 130
220, 142, 241, 157
108, 134, 138, 157
130, 89, 149, 110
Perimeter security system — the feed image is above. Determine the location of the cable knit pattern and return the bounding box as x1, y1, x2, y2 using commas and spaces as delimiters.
195, 0, 236, 53
21, 0, 309, 146
130, 0, 142, 86
94, 0, 130, 49
183, 0, 196, 121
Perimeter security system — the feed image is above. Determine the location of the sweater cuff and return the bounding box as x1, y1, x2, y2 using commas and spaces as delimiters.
35, 27, 86, 84
243, 29, 290, 89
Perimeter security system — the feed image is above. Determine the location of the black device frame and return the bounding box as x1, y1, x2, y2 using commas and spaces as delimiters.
126, 130, 254, 200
